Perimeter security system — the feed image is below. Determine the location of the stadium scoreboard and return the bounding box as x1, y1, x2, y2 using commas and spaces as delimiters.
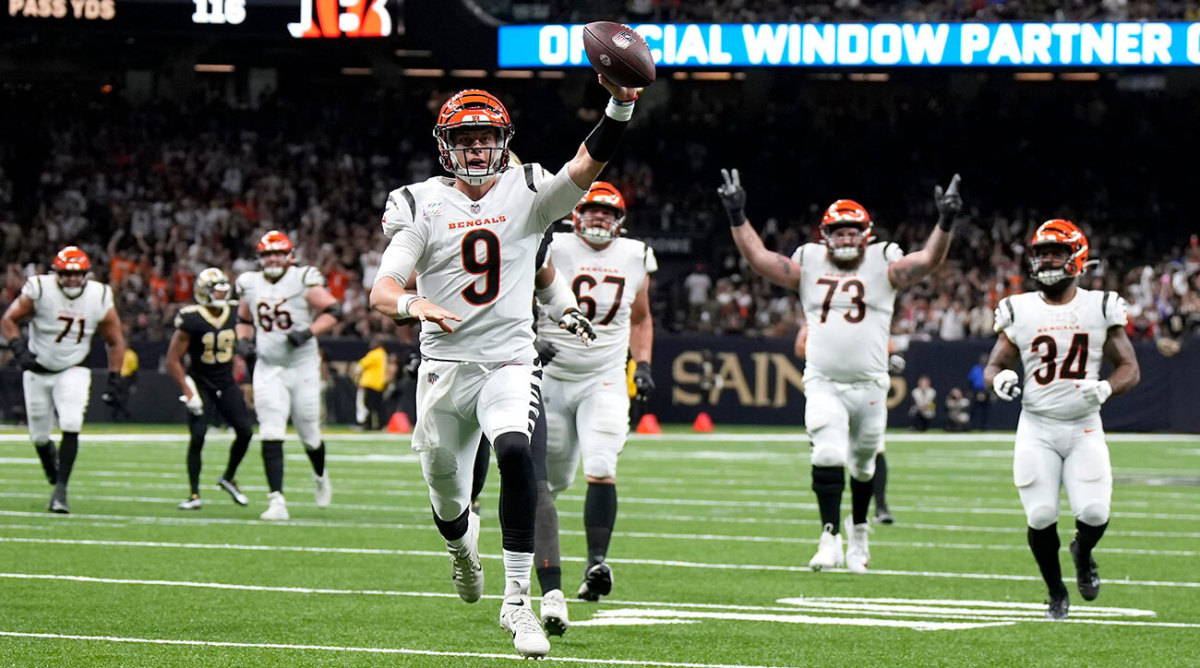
500, 22, 1200, 68
7, 0, 400, 38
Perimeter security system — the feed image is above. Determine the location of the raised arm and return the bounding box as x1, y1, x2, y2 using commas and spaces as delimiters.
888, 174, 962, 289
717, 168, 801, 291
565, 75, 641, 189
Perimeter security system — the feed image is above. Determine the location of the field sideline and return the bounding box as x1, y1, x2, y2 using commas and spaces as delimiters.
0, 424, 1197, 667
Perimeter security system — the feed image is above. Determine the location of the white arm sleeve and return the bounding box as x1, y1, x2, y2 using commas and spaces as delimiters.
535, 267, 579, 321
376, 223, 427, 286
531, 164, 587, 233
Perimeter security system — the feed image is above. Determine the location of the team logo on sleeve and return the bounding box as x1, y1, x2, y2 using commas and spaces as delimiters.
422, 201, 443, 218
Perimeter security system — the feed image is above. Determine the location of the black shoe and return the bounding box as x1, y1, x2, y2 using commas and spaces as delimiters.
217, 478, 250, 506
874, 509, 895, 525
1070, 537, 1100, 601
1045, 589, 1069, 620
48, 489, 70, 514
577, 561, 613, 601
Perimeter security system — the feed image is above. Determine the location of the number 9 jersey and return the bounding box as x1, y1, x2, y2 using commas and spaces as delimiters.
174, 302, 238, 389
235, 266, 325, 367
994, 289, 1128, 421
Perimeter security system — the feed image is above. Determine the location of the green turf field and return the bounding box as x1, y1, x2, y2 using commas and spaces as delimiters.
1, 425, 1198, 667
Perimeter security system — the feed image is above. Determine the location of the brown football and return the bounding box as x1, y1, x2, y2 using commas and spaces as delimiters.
582, 21, 656, 89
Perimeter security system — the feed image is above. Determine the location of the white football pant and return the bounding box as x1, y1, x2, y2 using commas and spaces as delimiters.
543, 367, 630, 494
23, 367, 92, 443
1013, 410, 1112, 529
804, 376, 888, 481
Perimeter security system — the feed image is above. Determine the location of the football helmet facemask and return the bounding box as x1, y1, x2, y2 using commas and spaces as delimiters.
52, 246, 91, 298
195, 267, 231, 307
820, 199, 873, 262
573, 181, 626, 246
257, 230, 294, 279
433, 89, 514, 187
1028, 219, 1088, 287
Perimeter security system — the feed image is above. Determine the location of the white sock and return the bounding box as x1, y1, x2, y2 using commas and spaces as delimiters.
502, 549, 534, 598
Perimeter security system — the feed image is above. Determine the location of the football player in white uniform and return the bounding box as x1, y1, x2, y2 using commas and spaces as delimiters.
984, 220, 1140, 620
537, 182, 656, 603
718, 168, 962, 574
369, 78, 639, 659
2, 246, 126, 513
235, 230, 342, 521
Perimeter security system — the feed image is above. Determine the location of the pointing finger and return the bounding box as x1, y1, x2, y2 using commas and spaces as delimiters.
946, 173, 961, 196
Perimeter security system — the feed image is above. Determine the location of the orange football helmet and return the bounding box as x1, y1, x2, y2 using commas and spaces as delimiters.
1028, 219, 1088, 285
257, 230, 294, 279
52, 246, 91, 273
820, 199, 873, 262
51, 246, 90, 298
433, 89, 514, 186
573, 181, 626, 246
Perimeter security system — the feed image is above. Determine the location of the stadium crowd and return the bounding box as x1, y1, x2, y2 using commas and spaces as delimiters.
1, 75, 1198, 356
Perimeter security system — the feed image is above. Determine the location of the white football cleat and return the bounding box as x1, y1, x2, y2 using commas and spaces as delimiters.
808, 524, 844, 571
177, 495, 202, 511
500, 594, 550, 659
539, 588, 570, 637
260, 491, 289, 521
313, 472, 332, 508
844, 516, 871, 574
448, 511, 484, 603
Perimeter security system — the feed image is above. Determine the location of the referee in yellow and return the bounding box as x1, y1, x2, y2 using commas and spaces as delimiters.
355, 334, 387, 431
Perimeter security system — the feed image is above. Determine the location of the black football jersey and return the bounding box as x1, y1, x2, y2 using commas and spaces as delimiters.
174, 303, 238, 388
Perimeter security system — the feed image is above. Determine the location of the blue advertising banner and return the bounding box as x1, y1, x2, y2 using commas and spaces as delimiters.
499, 22, 1200, 68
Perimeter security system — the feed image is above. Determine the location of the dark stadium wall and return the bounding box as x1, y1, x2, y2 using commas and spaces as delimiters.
1, 337, 1192, 432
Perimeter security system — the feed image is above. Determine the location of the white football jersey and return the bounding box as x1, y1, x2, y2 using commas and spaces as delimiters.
793, 242, 904, 383
377, 163, 587, 363
538, 233, 657, 382
994, 288, 1128, 420
235, 265, 325, 367
21, 275, 114, 372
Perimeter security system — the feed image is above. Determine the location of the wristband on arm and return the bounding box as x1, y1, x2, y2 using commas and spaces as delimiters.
583, 98, 635, 163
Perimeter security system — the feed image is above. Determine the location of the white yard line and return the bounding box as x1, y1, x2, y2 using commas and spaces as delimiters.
3, 537, 1198, 589
1, 512, 1195, 557
0, 631, 796, 668
5, 489, 1199, 521
1, 432, 1196, 444
3, 575, 1199, 631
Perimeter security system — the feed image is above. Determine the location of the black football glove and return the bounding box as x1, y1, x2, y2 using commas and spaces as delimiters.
633, 361, 655, 400
558, 309, 596, 346
534, 338, 560, 367
934, 173, 963, 230
717, 168, 747, 226
286, 329, 315, 347
235, 338, 256, 359
8, 337, 37, 371
101, 372, 122, 406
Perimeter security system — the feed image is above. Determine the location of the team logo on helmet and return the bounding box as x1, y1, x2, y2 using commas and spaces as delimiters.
1028, 219, 1089, 286
820, 199, 873, 262
573, 182, 626, 246
194, 267, 231, 307
52, 246, 91, 298
257, 230, 294, 279
433, 89, 514, 187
